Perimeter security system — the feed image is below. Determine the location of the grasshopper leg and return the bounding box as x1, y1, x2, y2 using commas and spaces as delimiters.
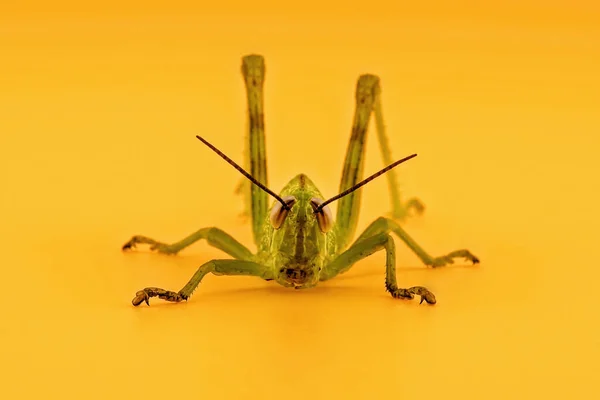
321, 233, 436, 304
336, 74, 423, 250
353, 217, 480, 267
132, 259, 272, 306
241, 54, 269, 247
372, 81, 425, 221
122, 227, 253, 260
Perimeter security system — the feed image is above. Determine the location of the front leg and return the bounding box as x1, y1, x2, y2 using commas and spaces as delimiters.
122, 227, 253, 260
353, 217, 479, 267
132, 259, 272, 306
321, 233, 436, 304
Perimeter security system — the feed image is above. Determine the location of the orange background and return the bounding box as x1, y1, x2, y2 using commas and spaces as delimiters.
1, 2, 599, 399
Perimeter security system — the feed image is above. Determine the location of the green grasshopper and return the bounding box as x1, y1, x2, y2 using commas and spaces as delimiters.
123, 54, 479, 306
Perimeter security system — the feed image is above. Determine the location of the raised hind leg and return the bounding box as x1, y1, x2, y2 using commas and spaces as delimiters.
335, 74, 424, 251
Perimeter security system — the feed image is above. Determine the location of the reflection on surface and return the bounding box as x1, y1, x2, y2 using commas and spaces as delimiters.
1, 5, 598, 398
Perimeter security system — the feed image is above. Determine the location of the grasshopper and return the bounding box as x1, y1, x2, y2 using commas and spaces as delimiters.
122, 54, 479, 306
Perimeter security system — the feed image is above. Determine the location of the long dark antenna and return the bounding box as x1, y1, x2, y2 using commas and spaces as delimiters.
195, 135, 290, 210
313, 153, 418, 214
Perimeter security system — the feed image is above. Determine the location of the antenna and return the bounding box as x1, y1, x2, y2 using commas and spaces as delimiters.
195, 135, 290, 210
313, 153, 418, 214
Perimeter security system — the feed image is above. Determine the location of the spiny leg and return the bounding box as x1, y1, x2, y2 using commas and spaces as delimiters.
122, 227, 253, 260
336, 74, 422, 250
353, 217, 479, 267
239, 54, 269, 246
321, 233, 436, 304
132, 259, 272, 306
372, 93, 425, 221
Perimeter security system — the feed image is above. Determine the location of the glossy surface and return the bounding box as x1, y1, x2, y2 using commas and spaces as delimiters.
1, 2, 599, 398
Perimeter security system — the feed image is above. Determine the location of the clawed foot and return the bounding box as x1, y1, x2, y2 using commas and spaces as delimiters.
122, 235, 179, 255
429, 249, 480, 268
391, 286, 436, 305
389, 197, 425, 222
405, 197, 425, 216
132, 287, 187, 306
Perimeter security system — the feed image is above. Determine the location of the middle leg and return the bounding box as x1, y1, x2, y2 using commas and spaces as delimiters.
122, 227, 254, 260
353, 217, 479, 267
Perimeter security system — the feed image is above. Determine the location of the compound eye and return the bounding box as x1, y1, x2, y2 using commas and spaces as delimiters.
269, 196, 296, 229
310, 197, 334, 233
